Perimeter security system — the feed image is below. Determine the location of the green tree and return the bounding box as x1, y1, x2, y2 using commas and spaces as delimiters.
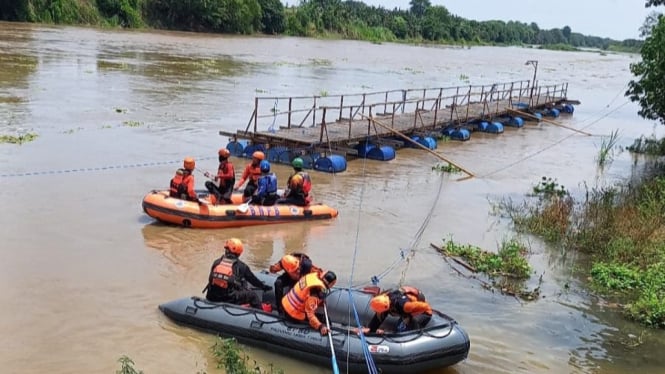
389, 15, 408, 38
409, 0, 430, 18
258, 0, 285, 34
626, 3, 665, 124
562, 25, 571, 41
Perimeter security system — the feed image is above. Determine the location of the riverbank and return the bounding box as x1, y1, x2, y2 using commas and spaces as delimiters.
0, 0, 640, 52
505, 155, 665, 327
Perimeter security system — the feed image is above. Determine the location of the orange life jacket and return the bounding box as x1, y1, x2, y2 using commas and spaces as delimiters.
282, 272, 325, 321
399, 286, 426, 302
297, 171, 312, 195
169, 169, 193, 199
211, 257, 237, 289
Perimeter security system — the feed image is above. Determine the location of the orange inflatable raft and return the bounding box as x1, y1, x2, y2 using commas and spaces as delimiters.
142, 190, 338, 229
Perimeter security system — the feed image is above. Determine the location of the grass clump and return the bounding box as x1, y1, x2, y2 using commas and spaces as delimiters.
440, 238, 531, 279
597, 129, 620, 167
627, 135, 665, 155
0, 133, 39, 144
432, 163, 461, 174
115, 337, 283, 373
504, 164, 665, 327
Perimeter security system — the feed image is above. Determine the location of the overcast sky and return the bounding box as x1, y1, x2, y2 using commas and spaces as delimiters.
356, 0, 656, 40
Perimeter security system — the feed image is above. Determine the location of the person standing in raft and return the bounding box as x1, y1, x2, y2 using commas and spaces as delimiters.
204, 238, 272, 309
234, 151, 264, 202
250, 160, 278, 206
278, 157, 312, 206
169, 157, 198, 201
358, 286, 432, 334
204, 148, 235, 204
282, 271, 337, 336
269, 253, 322, 313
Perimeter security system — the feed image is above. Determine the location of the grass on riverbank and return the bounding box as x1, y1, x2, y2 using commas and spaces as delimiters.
116, 337, 284, 373
503, 165, 665, 327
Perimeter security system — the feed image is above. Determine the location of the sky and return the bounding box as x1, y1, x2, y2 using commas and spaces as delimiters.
358, 0, 657, 40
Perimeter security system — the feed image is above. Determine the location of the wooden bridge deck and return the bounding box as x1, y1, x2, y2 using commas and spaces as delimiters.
220, 80, 574, 152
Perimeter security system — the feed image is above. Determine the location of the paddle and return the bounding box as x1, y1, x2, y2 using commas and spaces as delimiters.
323, 303, 340, 374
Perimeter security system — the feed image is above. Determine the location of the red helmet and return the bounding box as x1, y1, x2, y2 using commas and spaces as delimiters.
252, 151, 265, 160
370, 294, 390, 313
218, 148, 230, 158
224, 238, 243, 256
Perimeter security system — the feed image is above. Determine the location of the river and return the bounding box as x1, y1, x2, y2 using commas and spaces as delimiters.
1, 21, 663, 374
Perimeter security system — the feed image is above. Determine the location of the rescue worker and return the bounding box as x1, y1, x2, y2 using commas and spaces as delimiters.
269, 253, 322, 313
204, 148, 235, 204
169, 157, 197, 201
278, 157, 311, 206
250, 160, 278, 206
282, 270, 337, 336
359, 286, 432, 334
234, 151, 264, 202
204, 238, 272, 309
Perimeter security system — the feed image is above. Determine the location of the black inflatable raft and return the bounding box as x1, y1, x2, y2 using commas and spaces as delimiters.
159, 272, 470, 374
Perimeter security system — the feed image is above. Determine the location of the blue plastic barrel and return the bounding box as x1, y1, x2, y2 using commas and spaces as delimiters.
509, 117, 524, 128
563, 104, 575, 113
300, 154, 318, 169
546, 108, 560, 118
277, 149, 295, 164
314, 155, 347, 173
367, 145, 396, 161
242, 144, 266, 158
488, 122, 504, 134
532, 112, 543, 121
226, 140, 248, 157
266, 146, 289, 162
441, 128, 455, 137
451, 128, 471, 141
514, 102, 529, 110
417, 136, 437, 150
355, 142, 376, 158
477, 121, 489, 131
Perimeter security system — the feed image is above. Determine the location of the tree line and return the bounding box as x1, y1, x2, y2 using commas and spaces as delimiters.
0, 0, 641, 51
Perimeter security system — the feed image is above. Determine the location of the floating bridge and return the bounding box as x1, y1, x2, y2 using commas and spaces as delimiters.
219, 80, 578, 173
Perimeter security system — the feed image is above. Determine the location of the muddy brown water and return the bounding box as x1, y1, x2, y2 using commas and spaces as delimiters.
1, 22, 664, 374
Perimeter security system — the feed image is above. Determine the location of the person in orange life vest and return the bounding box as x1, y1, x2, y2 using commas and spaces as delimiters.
234, 151, 264, 202
269, 253, 322, 313
204, 148, 235, 204
250, 160, 278, 206
169, 157, 197, 201
359, 286, 432, 334
278, 157, 311, 206
204, 238, 272, 308
282, 271, 337, 336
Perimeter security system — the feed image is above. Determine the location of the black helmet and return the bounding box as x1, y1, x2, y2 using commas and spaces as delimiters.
322, 271, 337, 288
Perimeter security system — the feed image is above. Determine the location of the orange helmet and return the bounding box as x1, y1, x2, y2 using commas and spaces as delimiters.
370, 294, 390, 313
321, 271, 337, 288
224, 238, 244, 256
281, 255, 300, 275
252, 151, 265, 160
183, 157, 195, 170
218, 148, 230, 158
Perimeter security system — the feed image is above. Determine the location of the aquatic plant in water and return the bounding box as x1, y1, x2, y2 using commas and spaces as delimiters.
116, 337, 284, 373
0, 133, 39, 144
